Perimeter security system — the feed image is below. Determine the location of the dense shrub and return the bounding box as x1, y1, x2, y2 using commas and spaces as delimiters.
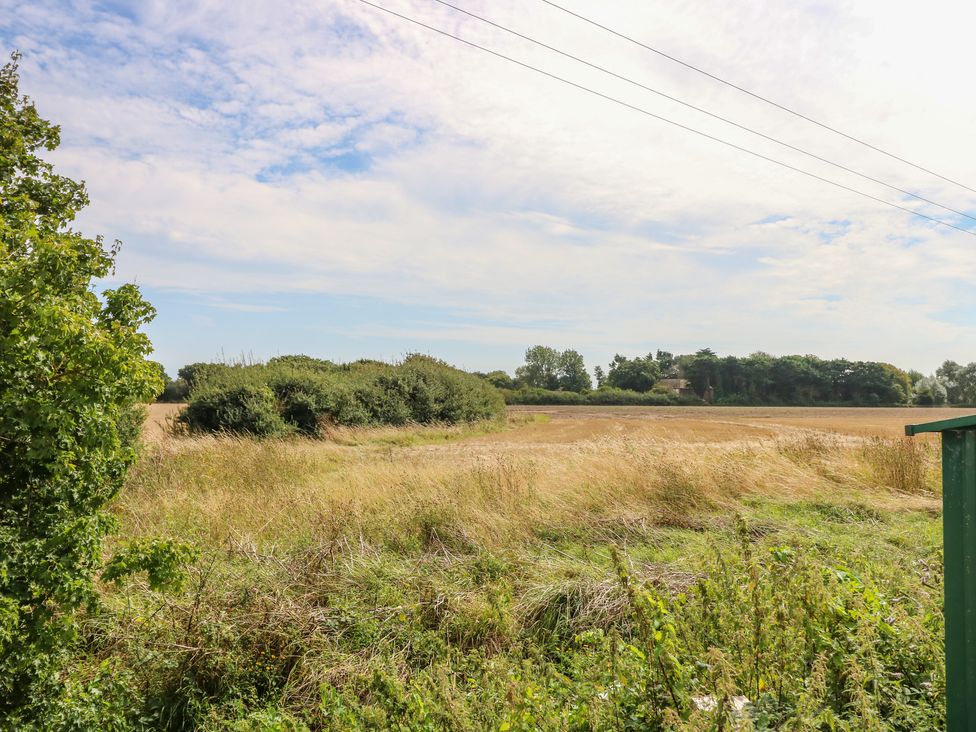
178, 362, 236, 392
183, 384, 287, 436
158, 377, 190, 402
502, 387, 585, 405
267, 354, 338, 373
180, 354, 505, 436
0, 54, 161, 724
587, 387, 684, 405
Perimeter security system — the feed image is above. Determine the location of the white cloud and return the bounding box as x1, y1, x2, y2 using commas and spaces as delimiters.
5, 0, 976, 370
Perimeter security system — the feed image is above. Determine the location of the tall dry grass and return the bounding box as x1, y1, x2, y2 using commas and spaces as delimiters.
118, 424, 940, 556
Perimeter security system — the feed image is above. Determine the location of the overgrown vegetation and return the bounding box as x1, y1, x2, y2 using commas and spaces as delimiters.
177, 354, 505, 436
0, 53, 161, 725
61, 415, 945, 729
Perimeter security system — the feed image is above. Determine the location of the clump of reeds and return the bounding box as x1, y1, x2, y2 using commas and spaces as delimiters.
862, 437, 939, 495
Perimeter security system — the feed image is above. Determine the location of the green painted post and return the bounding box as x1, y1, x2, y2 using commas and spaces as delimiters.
906, 415, 976, 731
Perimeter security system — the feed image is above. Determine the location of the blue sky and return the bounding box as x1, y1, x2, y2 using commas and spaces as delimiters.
4, 0, 976, 375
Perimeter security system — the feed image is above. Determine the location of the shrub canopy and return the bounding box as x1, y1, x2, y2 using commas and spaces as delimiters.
180, 354, 505, 436
0, 53, 160, 722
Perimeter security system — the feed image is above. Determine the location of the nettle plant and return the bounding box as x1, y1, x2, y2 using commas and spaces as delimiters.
0, 53, 161, 723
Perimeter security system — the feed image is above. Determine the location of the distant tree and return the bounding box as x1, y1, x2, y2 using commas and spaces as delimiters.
941, 362, 976, 405
914, 376, 948, 405
557, 349, 592, 392
833, 361, 902, 405
769, 355, 828, 403
667, 348, 913, 405
515, 346, 592, 392
879, 363, 913, 405
907, 370, 925, 387
736, 352, 774, 401
178, 361, 220, 390
484, 370, 515, 390
605, 354, 661, 392
150, 361, 189, 402
960, 363, 976, 404
593, 365, 605, 388
937, 361, 964, 403
684, 349, 720, 397
516, 346, 561, 390
160, 378, 190, 402
655, 350, 676, 376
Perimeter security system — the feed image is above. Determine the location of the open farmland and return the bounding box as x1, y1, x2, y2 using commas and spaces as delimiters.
93, 404, 954, 729
503, 405, 963, 441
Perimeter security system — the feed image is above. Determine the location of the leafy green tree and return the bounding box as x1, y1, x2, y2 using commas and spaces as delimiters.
683, 349, 720, 397
655, 350, 675, 376
515, 346, 592, 392
938, 360, 976, 404
0, 53, 160, 722
515, 346, 561, 390
914, 376, 948, 406
605, 354, 661, 392
847, 361, 906, 405
769, 355, 828, 403
936, 361, 963, 403
960, 363, 976, 405
483, 370, 515, 390
177, 361, 228, 392
593, 364, 605, 388
556, 349, 592, 392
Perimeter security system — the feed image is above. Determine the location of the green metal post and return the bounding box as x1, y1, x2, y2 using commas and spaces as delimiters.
943, 429, 976, 730
906, 414, 976, 731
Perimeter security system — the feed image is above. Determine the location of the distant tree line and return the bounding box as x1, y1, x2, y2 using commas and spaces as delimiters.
473, 346, 968, 407
156, 348, 976, 411
677, 349, 912, 406
912, 361, 976, 406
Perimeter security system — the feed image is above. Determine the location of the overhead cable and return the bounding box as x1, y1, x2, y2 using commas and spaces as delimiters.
538, 0, 976, 195
428, 0, 976, 224
358, 0, 975, 236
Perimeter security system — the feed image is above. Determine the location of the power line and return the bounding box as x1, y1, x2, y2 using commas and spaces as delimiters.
357, 0, 976, 237
429, 0, 976, 224
538, 0, 976, 196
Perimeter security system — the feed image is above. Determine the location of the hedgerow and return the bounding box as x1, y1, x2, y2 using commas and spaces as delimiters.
180, 354, 505, 436
502, 386, 702, 406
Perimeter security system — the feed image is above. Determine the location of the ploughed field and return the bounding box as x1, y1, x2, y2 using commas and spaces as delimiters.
109, 404, 955, 729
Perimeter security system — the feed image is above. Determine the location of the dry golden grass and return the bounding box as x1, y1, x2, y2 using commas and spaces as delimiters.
126, 404, 944, 553
142, 402, 184, 440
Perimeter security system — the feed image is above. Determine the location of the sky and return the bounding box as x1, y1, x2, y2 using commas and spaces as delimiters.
3, 0, 976, 376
